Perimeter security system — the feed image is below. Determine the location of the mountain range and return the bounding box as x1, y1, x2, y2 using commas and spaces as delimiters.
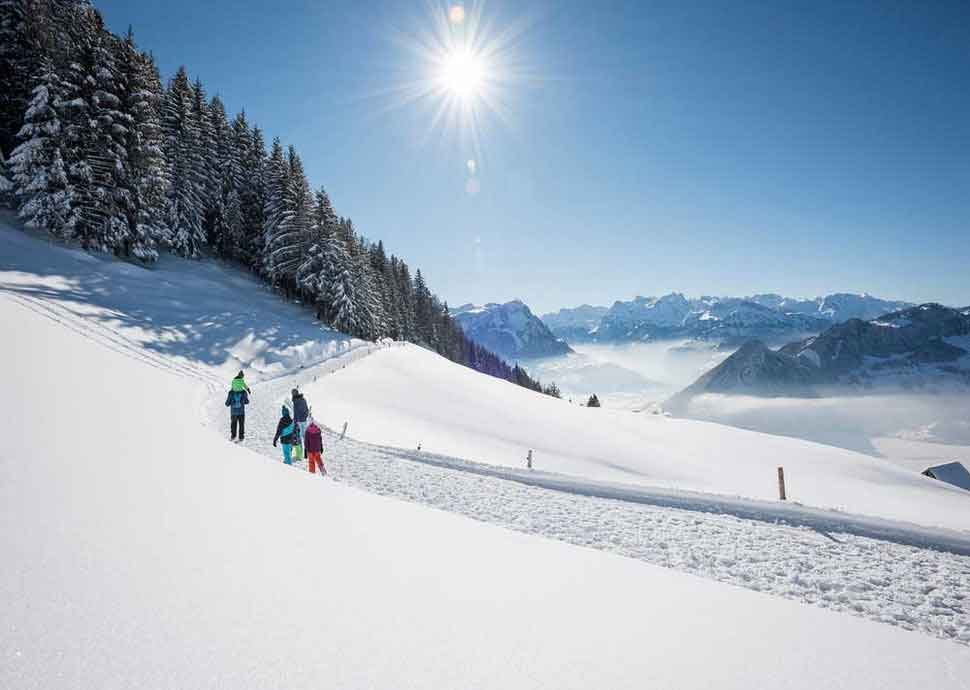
451, 301, 573, 360
542, 293, 914, 344
669, 304, 970, 406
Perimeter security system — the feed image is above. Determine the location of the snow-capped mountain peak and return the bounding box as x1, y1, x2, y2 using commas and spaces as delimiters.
452, 300, 572, 360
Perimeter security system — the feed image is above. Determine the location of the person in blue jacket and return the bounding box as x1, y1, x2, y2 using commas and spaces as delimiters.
225, 386, 250, 442
272, 405, 297, 465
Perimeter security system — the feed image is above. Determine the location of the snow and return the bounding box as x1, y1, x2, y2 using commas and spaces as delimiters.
4, 219, 970, 687
304, 344, 970, 533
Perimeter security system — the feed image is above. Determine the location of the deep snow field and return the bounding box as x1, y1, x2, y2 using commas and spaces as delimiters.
307, 344, 970, 532
3, 217, 970, 688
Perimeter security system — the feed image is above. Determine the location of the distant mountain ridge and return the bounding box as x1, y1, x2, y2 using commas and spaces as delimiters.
669, 304, 970, 405
542, 292, 915, 344
452, 301, 573, 360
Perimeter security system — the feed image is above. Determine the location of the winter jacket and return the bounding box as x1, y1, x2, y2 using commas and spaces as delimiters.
225, 390, 250, 416
231, 376, 251, 394
304, 423, 323, 454
292, 393, 310, 422
273, 415, 296, 445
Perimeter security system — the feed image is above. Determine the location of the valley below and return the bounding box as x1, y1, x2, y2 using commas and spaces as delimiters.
524, 341, 970, 473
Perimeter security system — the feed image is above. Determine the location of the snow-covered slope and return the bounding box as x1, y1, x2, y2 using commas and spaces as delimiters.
304, 341, 970, 531
7, 220, 970, 687
452, 299, 571, 359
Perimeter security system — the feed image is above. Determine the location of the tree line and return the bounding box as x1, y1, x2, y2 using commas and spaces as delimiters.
0, 0, 560, 396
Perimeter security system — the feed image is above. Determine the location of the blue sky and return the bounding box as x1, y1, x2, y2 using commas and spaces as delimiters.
95, 0, 970, 313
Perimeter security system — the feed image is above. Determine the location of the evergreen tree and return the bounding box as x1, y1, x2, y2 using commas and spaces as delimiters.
264, 145, 312, 292
162, 66, 205, 257
236, 121, 266, 267
0, 148, 12, 202
327, 243, 358, 335
207, 95, 240, 256
587, 394, 601, 408
8, 57, 74, 236
261, 136, 287, 280
0, 0, 36, 157
65, 20, 131, 253
191, 77, 216, 241
117, 35, 168, 260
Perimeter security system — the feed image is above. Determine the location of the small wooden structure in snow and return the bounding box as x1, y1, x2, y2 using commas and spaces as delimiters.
922, 462, 970, 492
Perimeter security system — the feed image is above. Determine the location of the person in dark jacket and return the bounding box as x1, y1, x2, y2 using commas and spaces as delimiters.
272, 405, 297, 465
304, 418, 326, 475
291, 388, 310, 448
225, 387, 250, 442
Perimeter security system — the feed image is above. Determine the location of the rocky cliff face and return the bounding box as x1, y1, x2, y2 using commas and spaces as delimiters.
452, 301, 573, 360
670, 304, 970, 405
544, 292, 912, 345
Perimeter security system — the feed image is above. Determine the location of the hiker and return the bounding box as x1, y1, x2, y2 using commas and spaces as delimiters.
291, 387, 310, 441
224, 385, 250, 442
304, 418, 326, 476
272, 405, 297, 465
231, 371, 252, 395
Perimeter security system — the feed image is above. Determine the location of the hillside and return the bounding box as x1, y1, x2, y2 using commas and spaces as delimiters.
6, 220, 970, 687
302, 340, 970, 532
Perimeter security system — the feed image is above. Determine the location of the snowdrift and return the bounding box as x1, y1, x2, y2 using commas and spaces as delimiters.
3, 220, 970, 687
307, 343, 970, 531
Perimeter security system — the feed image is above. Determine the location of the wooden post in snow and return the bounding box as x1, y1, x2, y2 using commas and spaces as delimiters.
777, 466, 787, 501
340, 422, 348, 440
527, 449, 533, 470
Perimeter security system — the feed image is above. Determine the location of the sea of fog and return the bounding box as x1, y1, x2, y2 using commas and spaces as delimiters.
524, 341, 970, 472
522, 341, 731, 410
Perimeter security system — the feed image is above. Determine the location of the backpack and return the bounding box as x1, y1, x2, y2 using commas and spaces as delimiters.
230, 390, 246, 413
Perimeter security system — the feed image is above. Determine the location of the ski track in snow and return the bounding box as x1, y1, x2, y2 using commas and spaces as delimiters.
203, 349, 970, 647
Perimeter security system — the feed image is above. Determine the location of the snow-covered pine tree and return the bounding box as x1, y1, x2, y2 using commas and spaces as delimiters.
353, 245, 385, 340
394, 258, 416, 342
264, 145, 313, 294
292, 186, 335, 318
191, 77, 217, 244
0, 0, 35, 158
326, 236, 359, 336
236, 121, 266, 268
117, 33, 169, 260
261, 137, 288, 281
8, 57, 75, 236
207, 95, 241, 257
227, 111, 253, 262
65, 21, 132, 253
162, 66, 205, 257
413, 268, 434, 345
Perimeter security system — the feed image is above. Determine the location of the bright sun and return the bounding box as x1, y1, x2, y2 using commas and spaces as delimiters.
437, 47, 487, 101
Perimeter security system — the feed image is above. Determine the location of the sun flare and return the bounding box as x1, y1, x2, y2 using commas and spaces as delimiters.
437, 47, 487, 101
380, 1, 534, 164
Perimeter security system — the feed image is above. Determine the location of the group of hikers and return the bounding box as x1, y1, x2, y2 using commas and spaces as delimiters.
224, 371, 327, 476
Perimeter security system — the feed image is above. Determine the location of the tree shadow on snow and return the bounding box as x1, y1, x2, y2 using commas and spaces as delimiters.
0, 221, 351, 372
